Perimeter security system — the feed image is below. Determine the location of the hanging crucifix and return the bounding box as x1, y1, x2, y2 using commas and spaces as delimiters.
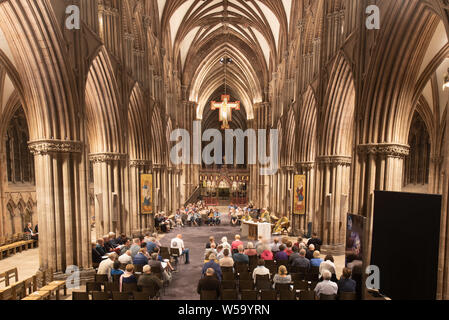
211, 95, 240, 129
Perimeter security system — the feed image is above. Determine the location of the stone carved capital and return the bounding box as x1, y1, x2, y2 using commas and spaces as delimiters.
317, 155, 352, 167
28, 140, 83, 155
129, 159, 152, 168
297, 162, 315, 171
358, 143, 410, 158
89, 153, 128, 163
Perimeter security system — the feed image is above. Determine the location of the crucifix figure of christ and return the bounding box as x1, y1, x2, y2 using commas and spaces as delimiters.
211, 95, 240, 129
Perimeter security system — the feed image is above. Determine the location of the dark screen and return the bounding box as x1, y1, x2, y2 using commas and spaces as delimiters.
371, 191, 441, 300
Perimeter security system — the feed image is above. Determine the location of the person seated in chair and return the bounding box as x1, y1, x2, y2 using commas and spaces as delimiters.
133, 248, 149, 266
314, 270, 337, 299
138, 265, 163, 298
194, 212, 202, 226
197, 268, 221, 299
202, 253, 222, 281
24, 222, 38, 241
91, 242, 103, 264
214, 209, 221, 225
207, 209, 215, 226
230, 209, 239, 226
231, 235, 243, 253
120, 264, 137, 292
338, 268, 356, 294
171, 234, 190, 264
252, 259, 270, 283
233, 245, 249, 264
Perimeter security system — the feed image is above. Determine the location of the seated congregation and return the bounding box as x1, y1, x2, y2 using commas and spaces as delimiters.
197, 235, 360, 300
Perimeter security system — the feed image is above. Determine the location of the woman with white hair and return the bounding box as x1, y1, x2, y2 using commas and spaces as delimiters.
244, 242, 257, 256
314, 270, 338, 298
221, 237, 231, 250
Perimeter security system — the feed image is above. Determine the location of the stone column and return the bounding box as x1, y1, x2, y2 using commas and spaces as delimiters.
90, 153, 127, 238
316, 156, 352, 255
29, 140, 91, 274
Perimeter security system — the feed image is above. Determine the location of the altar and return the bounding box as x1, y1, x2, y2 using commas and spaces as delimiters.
241, 221, 271, 241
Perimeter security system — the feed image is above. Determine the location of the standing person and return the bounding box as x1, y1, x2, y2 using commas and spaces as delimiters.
307, 233, 323, 251
170, 234, 190, 264
130, 238, 141, 258
231, 235, 243, 253
98, 253, 117, 280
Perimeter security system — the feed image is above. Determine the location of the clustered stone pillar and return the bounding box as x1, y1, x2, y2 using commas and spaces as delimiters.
316, 156, 352, 255
29, 140, 91, 275
90, 153, 128, 238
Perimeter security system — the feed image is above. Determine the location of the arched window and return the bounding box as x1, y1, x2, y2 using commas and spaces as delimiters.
5, 107, 34, 184
404, 112, 430, 187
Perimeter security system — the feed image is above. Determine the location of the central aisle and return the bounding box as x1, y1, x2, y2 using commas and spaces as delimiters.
160, 206, 239, 300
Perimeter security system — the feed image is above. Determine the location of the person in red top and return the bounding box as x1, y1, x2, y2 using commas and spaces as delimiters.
261, 249, 274, 261
231, 235, 243, 253
285, 241, 294, 256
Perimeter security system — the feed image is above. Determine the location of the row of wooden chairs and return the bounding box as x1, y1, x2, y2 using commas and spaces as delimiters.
0, 268, 66, 301
81, 281, 160, 299
73, 291, 157, 301
0, 233, 37, 260
201, 288, 357, 301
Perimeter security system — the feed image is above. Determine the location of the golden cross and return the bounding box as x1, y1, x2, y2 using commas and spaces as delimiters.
211, 95, 240, 129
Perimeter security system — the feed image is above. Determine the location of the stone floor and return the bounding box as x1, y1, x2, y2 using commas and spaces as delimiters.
0, 206, 345, 300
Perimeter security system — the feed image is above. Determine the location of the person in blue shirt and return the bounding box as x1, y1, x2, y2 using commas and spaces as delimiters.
233, 245, 249, 264
146, 237, 158, 254
338, 268, 357, 293
310, 250, 324, 267
202, 253, 222, 281
214, 210, 221, 225
111, 261, 124, 277
133, 248, 149, 266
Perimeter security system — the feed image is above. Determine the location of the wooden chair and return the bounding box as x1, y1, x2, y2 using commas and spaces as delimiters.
112, 291, 130, 300
221, 267, 234, 274
133, 291, 150, 301
320, 293, 337, 300
72, 292, 89, 300
280, 290, 296, 300
293, 280, 307, 293
239, 280, 254, 292
86, 282, 102, 293
339, 292, 357, 300
222, 280, 237, 290
5, 268, 18, 286
222, 272, 235, 281
299, 290, 315, 300
260, 290, 277, 300
95, 274, 109, 283
92, 291, 110, 301
221, 289, 238, 300
241, 290, 258, 300
239, 271, 252, 281
112, 274, 122, 283
134, 265, 144, 273
291, 273, 304, 282
235, 263, 249, 274
122, 282, 138, 293
200, 290, 218, 300
275, 283, 292, 293
255, 275, 271, 291
104, 282, 120, 296
140, 285, 160, 299
160, 247, 170, 260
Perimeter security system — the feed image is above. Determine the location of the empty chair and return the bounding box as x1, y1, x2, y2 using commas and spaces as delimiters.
320, 293, 337, 300
94, 274, 109, 283
241, 290, 258, 300
140, 286, 160, 300
134, 265, 144, 273
92, 292, 110, 301
306, 273, 319, 282
239, 280, 254, 292
255, 275, 271, 291
309, 281, 318, 290
223, 272, 235, 281
133, 291, 150, 301
72, 292, 89, 300
112, 274, 121, 284
122, 282, 138, 293
104, 282, 120, 294
293, 280, 307, 292
260, 290, 277, 301
310, 266, 320, 274
299, 290, 315, 301
160, 247, 170, 260
276, 260, 288, 269
86, 282, 102, 293
222, 280, 237, 290
201, 290, 218, 300
112, 291, 130, 300
291, 273, 304, 282
275, 283, 292, 293
221, 267, 233, 274
280, 290, 296, 300
221, 289, 239, 300
239, 271, 252, 281
339, 292, 357, 300
235, 263, 249, 274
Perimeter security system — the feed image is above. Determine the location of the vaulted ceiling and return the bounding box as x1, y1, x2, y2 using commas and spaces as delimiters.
157, 0, 294, 121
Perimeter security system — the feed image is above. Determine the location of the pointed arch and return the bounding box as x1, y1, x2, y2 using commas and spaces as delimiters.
128, 83, 151, 161
85, 46, 124, 154
298, 86, 318, 163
